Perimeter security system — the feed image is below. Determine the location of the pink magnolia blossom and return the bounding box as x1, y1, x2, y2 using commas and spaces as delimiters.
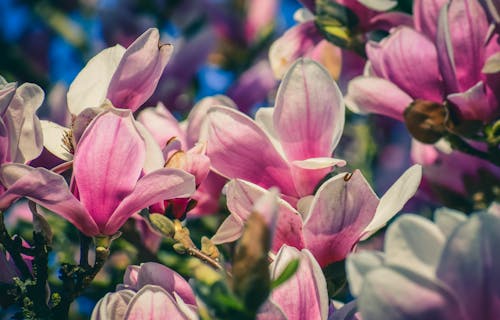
138, 96, 236, 217
0, 109, 195, 236
206, 59, 346, 205
92, 262, 197, 320
346, 0, 500, 123
67, 28, 172, 115
0, 77, 44, 209
346, 207, 500, 320
212, 164, 421, 267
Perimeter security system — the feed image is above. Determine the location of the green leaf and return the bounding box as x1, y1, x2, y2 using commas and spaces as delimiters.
271, 258, 300, 289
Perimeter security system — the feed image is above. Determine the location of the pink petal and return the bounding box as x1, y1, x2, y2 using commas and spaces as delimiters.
136, 262, 196, 306
437, 0, 489, 92
268, 21, 324, 79
345, 76, 413, 121
413, 0, 447, 39
0, 164, 99, 236
104, 168, 195, 235
221, 179, 305, 251
73, 109, 146, 230
188, 171, 226, 217
124, 285, 190, 320
270, 246, 328, 320
303, 171, 379, 266
123, 265, 141, 289
186, 95, 236, 147
257, 301, 287, 320
138, 102, 187, 149
107, 28, 173, 112
206, 106, 298, 197
367, 27, 444, 102
447, 81, 496, 122
274, 58, 344, 161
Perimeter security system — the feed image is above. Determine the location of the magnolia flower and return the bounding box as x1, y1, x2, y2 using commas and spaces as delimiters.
42, 28, 172, 165
92, 262, 197, 320
257, 245, 329, 320
0, 76, 44, 209
206, 59, 346, 206
138, 95, 236, 217
212, 164, 421, 267
346, 0, 500, 125
0, 76, 43, 165
0, 109, 195, 236
345, 206, 500, 320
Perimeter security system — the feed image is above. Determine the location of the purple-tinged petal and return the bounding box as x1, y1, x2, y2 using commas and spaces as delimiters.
269, 21, 324, 79
413, 0, 447, 39
188, 172, 226, 217
4, 83, 44, 163
274, 59, 345, 162
244, 0, 278, 44
206, 106, 298, 197
0, 81, 16, 116
104, 168, 195, 235
257, 301, 287, 320
369, 12, 413, 32
303, 171, 379, 266
124, 285, 191, 320
270, 246, 329, 320
217, 179, 305, 251
186, 95, 236, 147
107, 28, 173, 112
227, 60, 277, 114
135, 262, 196, 306
439, 0, 489, 92
345, 76, 412, 121
123, 265, 141, 289
346, 251, 385, 296
361, 165, 422, 239
436, 213, 500, 320
0, 164, 99, 236
138, 102, 187, 149
367, 27, 444, 102
447, 81, 497, 122
358, 268, 466, 320
410, 140, 440, 166
73, 110, 145, 230
67, 45, 126, 115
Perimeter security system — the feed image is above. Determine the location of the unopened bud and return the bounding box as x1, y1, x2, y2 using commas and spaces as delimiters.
148, 213, 176, 238
404, 99, 448, 143
201, 236, 220, 261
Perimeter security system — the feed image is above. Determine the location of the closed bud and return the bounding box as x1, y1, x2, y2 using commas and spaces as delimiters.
148, 213, 176, 238
404, 99, 448, 143
232, 211, 271, 313
201, 236, 220, 261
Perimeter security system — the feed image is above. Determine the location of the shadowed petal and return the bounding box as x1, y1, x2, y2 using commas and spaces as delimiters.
358, 268, 465, 320
346, 251, 385, 296
107, 29, 173, 112
447, 81, 496, 122
91, 290, 135, 320
206, 106, 298, 197
436, 213, 500, 320
413, 0, 447, 39
104, 168, 195, 235
41, 120, 73, 161
138, 102, 187, 149
303, 171, 379, 266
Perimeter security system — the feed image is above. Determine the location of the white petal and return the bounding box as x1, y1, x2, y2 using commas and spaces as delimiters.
361, 164, 422, 239
67, 45, 125, 115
